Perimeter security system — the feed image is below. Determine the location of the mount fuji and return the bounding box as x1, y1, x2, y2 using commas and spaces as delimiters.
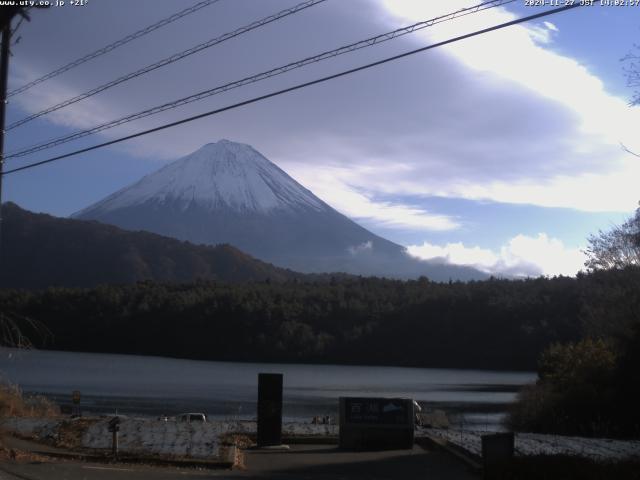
74, 140, 484, 280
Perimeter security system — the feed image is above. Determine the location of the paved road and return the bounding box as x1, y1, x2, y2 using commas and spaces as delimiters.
244, 443, 478, 479
0, 462, 214, 479
0, 443, 478, 480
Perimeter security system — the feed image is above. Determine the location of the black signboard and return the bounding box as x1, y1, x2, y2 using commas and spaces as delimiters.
257, 373, 283, 447
482, 432, 514, 478
344, 397, 410, 425
339, 397, 415, 450
108, 416, 121, 433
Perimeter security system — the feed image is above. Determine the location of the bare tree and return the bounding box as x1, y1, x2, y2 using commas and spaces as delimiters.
623, 44, 640, 106
617, 45, 640, 156
0, 312, 51, 349
584, 204, 640, 271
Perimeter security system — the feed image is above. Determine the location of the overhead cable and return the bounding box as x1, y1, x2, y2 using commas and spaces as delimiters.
7, 0, 222, 98
6, 0, 516, 158
1, 3, 582, 176
6, 0, 327, 130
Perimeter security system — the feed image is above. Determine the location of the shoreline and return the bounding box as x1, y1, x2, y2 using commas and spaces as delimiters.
0, 346, 537, 374
2, 415, 639, 464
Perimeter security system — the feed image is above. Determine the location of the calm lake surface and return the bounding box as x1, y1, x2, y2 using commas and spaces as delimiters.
0, 348, 535, 430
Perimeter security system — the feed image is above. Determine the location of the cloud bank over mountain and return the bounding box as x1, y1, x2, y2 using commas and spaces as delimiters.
408, 233, 586, 277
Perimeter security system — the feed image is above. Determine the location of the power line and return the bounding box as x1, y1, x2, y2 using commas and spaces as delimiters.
6, 0, 327, 131
7, 0, 221, 98
10, 15, 25, 41
1, 3, 582, 177
6, 0, 516, 159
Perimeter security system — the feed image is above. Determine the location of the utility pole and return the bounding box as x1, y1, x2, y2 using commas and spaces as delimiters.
0, 19, 11, 268
0, 6, 29, 270
0, 6, 19, 341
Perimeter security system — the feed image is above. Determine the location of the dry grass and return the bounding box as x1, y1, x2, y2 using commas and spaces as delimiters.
219, 433, 254, 449
0, 446, 49, 463
0, 383, 59, 419
55, 418, 97, 449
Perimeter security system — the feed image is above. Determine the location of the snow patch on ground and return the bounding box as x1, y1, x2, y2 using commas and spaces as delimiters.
2, 417, 337, 459
82, 418, 228, 458
283, 422, 337, 436
5, 417, 637, 462
422, 428, 640, 461
1, 417, 59, 439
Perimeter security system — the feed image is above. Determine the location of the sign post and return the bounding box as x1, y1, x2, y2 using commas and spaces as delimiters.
108, 417, 121, 458
257, 373, 283, 447
72, 390, 81, 417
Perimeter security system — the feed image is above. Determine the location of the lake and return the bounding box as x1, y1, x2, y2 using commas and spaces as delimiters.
0, 348, 535, 431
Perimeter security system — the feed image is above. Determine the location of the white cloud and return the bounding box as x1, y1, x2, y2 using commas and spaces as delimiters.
407, 233, 587, 277
285, 163, 460, 231
348, 241, 373, 255
369, 0, 640, 213
9, 62, 122, 130
544, 21, 559, 32
444, 158, 640, 212
349, 154, 640, 213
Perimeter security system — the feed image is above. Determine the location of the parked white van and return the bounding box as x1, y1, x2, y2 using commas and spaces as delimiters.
177, 413, 207, 423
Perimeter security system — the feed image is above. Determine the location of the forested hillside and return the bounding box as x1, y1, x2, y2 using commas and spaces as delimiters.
0, 202, 304, 288
2, 267, 638, 370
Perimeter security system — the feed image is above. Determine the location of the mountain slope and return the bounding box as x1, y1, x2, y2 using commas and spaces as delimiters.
74, 140, 485, 280
74, 140, 328, 216
0, 202, 302, 289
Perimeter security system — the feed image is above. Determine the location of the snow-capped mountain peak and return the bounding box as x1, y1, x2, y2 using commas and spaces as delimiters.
76, 139, 328, 215
73, 140, 486, 281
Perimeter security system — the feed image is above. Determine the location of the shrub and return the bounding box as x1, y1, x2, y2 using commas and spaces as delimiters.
508, 338, 621, 437
0, 383, 59, 419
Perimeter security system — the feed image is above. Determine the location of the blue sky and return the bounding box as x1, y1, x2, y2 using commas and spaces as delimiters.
2, 0, 639, 277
